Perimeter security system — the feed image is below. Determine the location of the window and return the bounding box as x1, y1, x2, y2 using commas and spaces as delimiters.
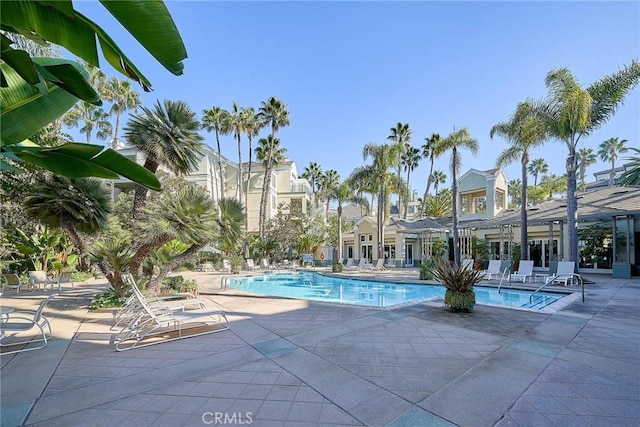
461, 190, 487, 214
360, 235, 365, 242
347, 246, 353, 259
368, 234, 373, 241
495, 189, 505, 210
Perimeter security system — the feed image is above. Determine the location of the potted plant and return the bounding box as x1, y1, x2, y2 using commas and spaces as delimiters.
332, 261, 343, 273
229, 254, 244, 274
419, 259, 435, 280
472, 237, 490, 270
430, 258, 484, 313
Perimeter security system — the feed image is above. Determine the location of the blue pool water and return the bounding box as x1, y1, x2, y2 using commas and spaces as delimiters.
225, 272, 566, 310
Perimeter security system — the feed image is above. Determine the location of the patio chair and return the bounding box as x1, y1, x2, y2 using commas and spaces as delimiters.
371, 259, 386, 271
481, 260, 502, 280
28, 271, 51, 292
245, 259, 260, 270
545, 261, 581, 286
1, 273, 34, 294
112, 275, 206, 331
115, 275, 229, 351
461, 258, 474, 270
222, 260, 232, 272
353, 259, 367, 270
343, 259, 355, 269
510, 260, 534, 283
47, 271, 75, 292
0, 294, 57, 355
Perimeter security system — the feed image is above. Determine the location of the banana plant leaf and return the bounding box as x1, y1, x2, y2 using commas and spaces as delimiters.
2, 142, 161, 191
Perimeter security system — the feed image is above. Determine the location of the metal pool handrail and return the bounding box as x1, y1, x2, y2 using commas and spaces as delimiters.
497, 267, 511, 294
529, 273, 585, 304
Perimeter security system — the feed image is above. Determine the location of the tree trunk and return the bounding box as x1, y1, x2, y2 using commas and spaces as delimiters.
258, 165, 270, 237
520, 153, 529, 261
421, 157, 435, 216
452, 148, 460, 264
215, 130, 225, 198
566, 145, 579, 266
130, 235, 172, 277
132, 159, 158, 219
147, 243, 205, 291
237, 135, 243, 203
245, 136, 253, 230
337, 204, 343, 260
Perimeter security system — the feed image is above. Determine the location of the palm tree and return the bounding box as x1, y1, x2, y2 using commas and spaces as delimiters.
64, 102, 112, 144
420, 133, 443, 214
387, 122, 412, 207
301, 162, 323, 205
259, 96, 290, 138
319, 169, 340, 217
103, 77, 141, 145
432, 170, 447, 195
508, 179, 522, 207
228, 102, 245, 202
329, 181, 370, 260
348, 165, 378, 217
598, 137, 629, 185
124, 99, 204, 218
213, 198, 246, 257
491, 100, 548, 262
540, 174, 567, 200
439, 127, 479, 264
620, 147, 640, 186
22, 174, 111, 270
401, 146, 421, 218
576, 148, 597, 190
528, 158, 548, 187
354, 143, 403, 259
539, 61, 640, 264
202, 106, 231, 199
424, 188, 452, 218
241, 107, 264, 221
255, 135, 287, 237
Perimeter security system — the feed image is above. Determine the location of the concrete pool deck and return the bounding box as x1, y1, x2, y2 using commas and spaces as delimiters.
1, 269, 638, 426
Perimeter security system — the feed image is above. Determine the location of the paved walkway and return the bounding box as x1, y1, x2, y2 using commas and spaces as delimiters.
1, 270, 638, 426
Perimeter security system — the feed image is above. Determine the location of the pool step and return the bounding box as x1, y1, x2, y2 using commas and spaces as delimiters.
520, 295, 558, 309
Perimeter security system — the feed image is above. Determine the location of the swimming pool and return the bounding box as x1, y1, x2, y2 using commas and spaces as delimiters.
224, 272, 567, 310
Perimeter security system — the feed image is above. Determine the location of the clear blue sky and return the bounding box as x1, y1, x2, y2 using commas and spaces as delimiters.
69, 1, 640, 196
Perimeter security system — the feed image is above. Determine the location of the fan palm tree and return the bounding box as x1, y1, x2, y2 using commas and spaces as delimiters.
227, 102, 246, 202
538, 61, 640, 264
202, 106, 231, 199
598, 137, 629, 185
124, 99, 204, 218
355, 142, 404, 258
439, 127, 479, 264
329, 181, 370, 260
22, 174, 111, 270
301, 162, 323, 205
259, 96, 290, 137
528, 158, 548, 187
620, 147, 640, 186
213, 198, 246, 256
401, 146, 421, 218
319, 169, 340, 217
64, 102, 112, 144
420, 133, 444, 214
103, 77, 141, 144
255, 135, 287, 237
491, 100, 548, 262
387, 122, 412, 207
577, 148, 597, 190
432, 170, 447, 195
242, 107, 265, 215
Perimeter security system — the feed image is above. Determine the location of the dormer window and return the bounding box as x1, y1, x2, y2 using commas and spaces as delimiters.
461, 190, 487, 214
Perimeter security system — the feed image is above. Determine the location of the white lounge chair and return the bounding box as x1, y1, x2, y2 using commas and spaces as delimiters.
343, 259, 355, 270
545, 261, 580, 286
115, 274, 228, 351
245, 259, 259, 270
46, 271, 75, 292
355, 259, 367, 270
1, 273, 34, 294
461, 259, 474, 270
261, 258, 271, 269
0, 294, 57, 355
510, 260, 534, 283
481, 260, 502, 280
371, 259, 386, 271
222, 259, 232, 272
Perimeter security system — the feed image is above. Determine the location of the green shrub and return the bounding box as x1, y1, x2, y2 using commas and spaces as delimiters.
72, 271, 93, 282
430, 259, 484, 312
332, 262, 343, 273
162, 275, 199, 295
89, 288, 126, 309
419, 259, 435, 280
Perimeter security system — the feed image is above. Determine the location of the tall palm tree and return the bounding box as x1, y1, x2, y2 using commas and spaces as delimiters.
598, 137, 629, 185
508, 179, 522, 207
401, 146, 421, 218
228, 102, 245, 202
301, 162, 323, 205
424, 188, 452, 218
255, 135, 287, 237
432, 170, 447, 195
103, 77, 141, 144
491, 100, 548, 262
202, 106, 231, 199
329, 181, 370, 260
539, 61, 640, 264
22, 174, 111, 270
358, 143, 403, 259
576, 148, 597, 190
439, 127, 479, 264
387, 122, 412, 207
259, 96, 290, 138
64, 102, 113, 143
348, 165, 378, 217
319, 169, 340, 218
420, 133, 443, 214
241, 107, 264, 220
528, 158, 548, 187
124, 99, 204, 218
